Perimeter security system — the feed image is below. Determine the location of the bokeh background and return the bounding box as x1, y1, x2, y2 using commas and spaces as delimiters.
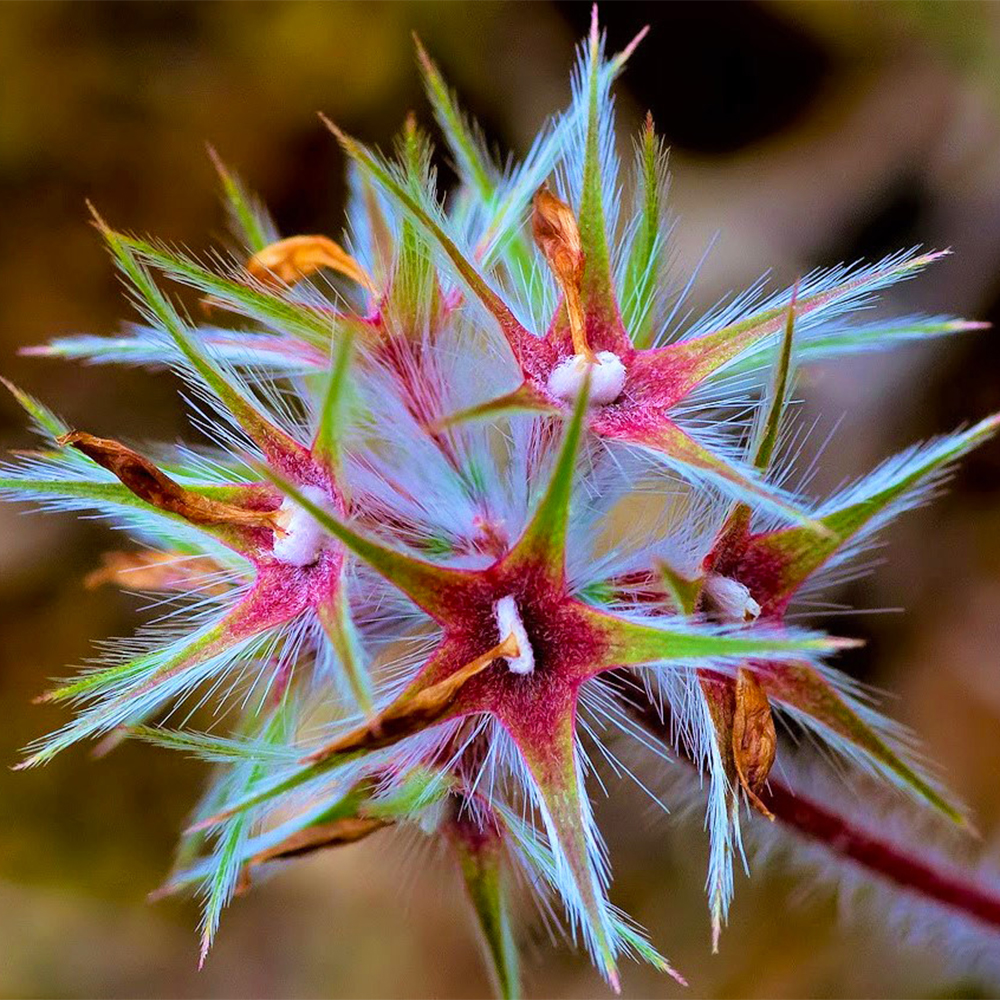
2, 2, 1000, 997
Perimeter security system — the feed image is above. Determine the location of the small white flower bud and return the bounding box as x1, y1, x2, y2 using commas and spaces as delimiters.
704, 574, 761, 622
547, 351, 626, 405
494, 595, 535, 675
272, 486, 332, 567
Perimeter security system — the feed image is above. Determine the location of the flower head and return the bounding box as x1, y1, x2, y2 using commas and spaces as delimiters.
3, 8, 1000, 996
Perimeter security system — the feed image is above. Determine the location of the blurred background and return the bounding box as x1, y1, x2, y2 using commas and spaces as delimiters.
1, 2, 999, 997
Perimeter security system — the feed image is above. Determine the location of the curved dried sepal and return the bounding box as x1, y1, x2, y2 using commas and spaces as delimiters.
250, 815, 388, 865
84, 550, 230, 595
303, 633, 518, 765
532, 186, 592, 361
120, 233, 352, 350
59, 432, 277, 532
247, 235, 376, 294
732, 667, 776, 820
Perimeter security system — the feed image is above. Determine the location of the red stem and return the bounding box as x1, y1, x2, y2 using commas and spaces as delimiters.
618, 678, 1000, 932
759, 781, 1000, 929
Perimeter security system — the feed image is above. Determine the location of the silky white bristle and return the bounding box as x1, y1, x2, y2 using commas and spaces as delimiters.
494, 595, 535, 674
547, 351, 626, 405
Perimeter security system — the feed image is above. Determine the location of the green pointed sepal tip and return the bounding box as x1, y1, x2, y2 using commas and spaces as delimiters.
620, 418, 832, 535
311, 327, 355, 480
714, 284, 799, 545
0, 477, 189, 515
663, 250, 955, 403
185, 642, 502, 834
607, 18, 650, 77
507, 372, 590, 573
317, 582, 374, 718
755, 410, 1000, 599
0, 377, 68, 439
589, 607, 859, 673
511, 703, 621, 993
752, 280, 798, 473
205, 143, 270, 253
447, 815, 522, 1000
428, 381, 560, 434
576, 9, 650, 325
196, 704, 297, 970
15, 611, 253, 770
623, 111, 667, 349
656, 559, 703, 617
577, 6, 613, 317
412, 32, 496, 203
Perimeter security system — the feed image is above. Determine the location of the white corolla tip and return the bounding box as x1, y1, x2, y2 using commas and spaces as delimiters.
494, 595, 535, 675
704, 574, 761, 622
272, 485, 332, 567
547, 350, 626, 405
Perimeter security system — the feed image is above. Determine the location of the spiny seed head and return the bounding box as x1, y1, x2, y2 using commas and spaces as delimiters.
3, 11, 999, 997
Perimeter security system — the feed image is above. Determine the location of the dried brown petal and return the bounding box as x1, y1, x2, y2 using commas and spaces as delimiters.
250, 816, 388, 865
304, 632, 519, 764
84, 550, 230, 595
247, 235, 376, 293
732, 666, 777, 820
532, 187, 583, 284
532, 186, 593, 361
59, 432, 277, 530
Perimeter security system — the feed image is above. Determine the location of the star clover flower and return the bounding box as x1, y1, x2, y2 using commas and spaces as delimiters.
4, 8, 1000, 996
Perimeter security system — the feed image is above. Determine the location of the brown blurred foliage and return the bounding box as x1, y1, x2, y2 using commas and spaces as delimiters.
1, 3, 999, 997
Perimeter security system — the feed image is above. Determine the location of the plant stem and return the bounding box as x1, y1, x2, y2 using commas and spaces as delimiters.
618, 678, 1000, 932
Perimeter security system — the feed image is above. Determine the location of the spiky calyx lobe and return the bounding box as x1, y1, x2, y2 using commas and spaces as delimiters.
445, 802, 522, 1000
